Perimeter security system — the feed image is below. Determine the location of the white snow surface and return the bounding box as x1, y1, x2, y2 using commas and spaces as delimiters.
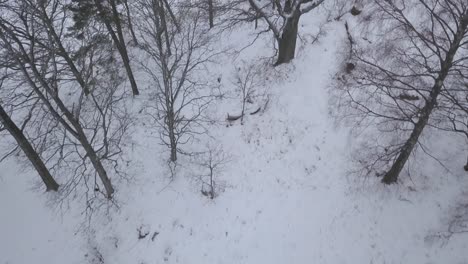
1, 13, 468, 264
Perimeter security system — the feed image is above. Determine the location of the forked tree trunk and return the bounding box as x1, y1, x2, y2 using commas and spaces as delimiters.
275, 13, 300, 66
382, 17, 467, 184
0, 105, 59, 191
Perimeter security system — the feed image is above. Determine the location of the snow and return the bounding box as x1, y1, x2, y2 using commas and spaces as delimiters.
1, 10, 468, 264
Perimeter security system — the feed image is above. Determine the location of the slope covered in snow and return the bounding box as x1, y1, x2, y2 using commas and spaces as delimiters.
1, 9, 468, 264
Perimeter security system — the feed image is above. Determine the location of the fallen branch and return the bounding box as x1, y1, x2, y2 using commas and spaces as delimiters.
250, 107, 261, 115
226, 113, 243, 121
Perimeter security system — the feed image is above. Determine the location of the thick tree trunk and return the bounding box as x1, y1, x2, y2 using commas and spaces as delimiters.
0, 105, 59, 191
168, 122, 177, 162
75, 126, 114, 198
170, 141, 177, 162
382, 18, 467, 184
381, 108, 431, 184
275, 13, 300, 66
208, 0, 214, 28
119, 44, 140, 96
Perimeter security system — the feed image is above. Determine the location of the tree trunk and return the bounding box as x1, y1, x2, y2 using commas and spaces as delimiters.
208, 0, 214, 28
0, 105, 59, 191
382, 18, 467, 184
95, 0, 139, 96
123, 0, 139, 45
75, 126, 115, 198
464, 155, 468, 172
210, 168, 214, 199
110, 0, 139, 96
119, 44, 140, 96
39, 6, 90, 95
167, 109, 177, 162
275, 13, 300, 66
168, 123, 177, 162
162, 0, 180, 32
170, 142, 177, 162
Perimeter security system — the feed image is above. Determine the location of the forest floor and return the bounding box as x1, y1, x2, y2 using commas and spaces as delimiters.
1, 11, 468, 264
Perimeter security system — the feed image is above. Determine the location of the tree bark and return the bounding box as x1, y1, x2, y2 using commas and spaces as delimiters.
275, 13, 300, 66
168, 115, 177, 162
382, 16, 468, 184
0, 105, 59, 191
208, 0, 214, 28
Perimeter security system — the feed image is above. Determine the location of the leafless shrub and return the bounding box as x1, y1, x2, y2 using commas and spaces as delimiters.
229, 62, 265, 124
193, 143, 231, 199
425, 197, 468, 246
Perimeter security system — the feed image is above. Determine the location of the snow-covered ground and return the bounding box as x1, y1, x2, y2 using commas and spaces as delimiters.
1, 11, 468, 264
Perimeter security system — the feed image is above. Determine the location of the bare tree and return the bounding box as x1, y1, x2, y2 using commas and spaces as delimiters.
246, 0, 325, 65
230, 62, 264, 124
335, 0, 468, 183
194, 143, 230, 199
0, 0, 131, 198
137, 0, 217, 162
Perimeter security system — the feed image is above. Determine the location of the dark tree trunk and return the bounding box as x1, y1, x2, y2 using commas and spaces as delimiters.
464, 155, 468, 172
155, 0, 172, 56
170, 141, 177, 162
0, 105, 59, 191
110, 0, 139, 96
123, 0, 139, 45
168, 120, 177, 162
208, 0, 214, 28
382, 18, 467, 184
118, 43, 139, 95
162, 0, 180, 32
275, 13, 300, 66
209, 168, 214, 199
95, 0, 139, 96
76, 126, 115, 198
